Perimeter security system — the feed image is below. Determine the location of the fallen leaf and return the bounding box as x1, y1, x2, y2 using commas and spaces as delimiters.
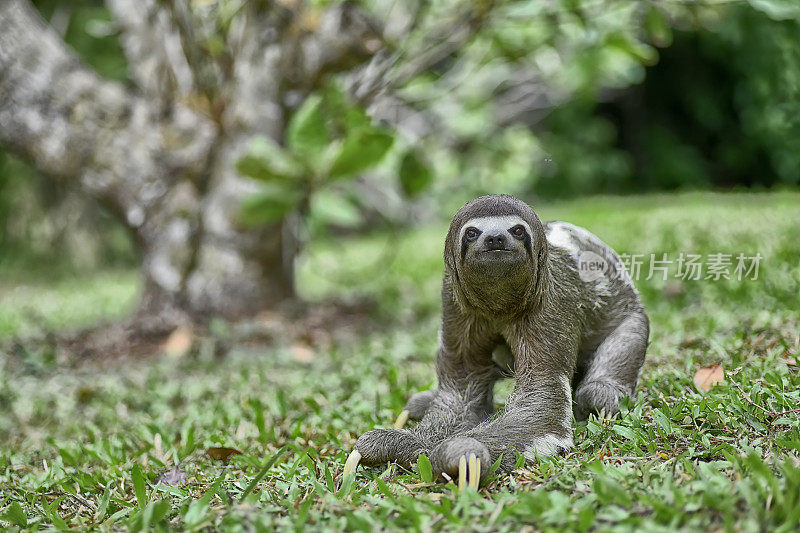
291, 343, 315, 364
207, 447, 242, 461
156, 466, 188, 487
693, 363, 725, 391
162, 326, 193, 358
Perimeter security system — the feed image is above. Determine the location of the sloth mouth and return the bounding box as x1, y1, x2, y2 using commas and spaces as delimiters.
482, 248, 513, 253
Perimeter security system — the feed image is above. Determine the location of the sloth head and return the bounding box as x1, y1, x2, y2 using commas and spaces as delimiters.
444, 195, 548, 316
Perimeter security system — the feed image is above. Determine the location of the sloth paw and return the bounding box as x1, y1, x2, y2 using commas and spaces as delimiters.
430, 437, 490, 490
574, 380, 629, 420
344, 429, 427, 477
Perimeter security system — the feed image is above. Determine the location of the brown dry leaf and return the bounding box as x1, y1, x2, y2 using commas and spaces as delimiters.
693, 363, 725, 391
206, 447, 242, 461
292, 343, 315, 364
156, 466, 188, 487
162, 326, 193, 358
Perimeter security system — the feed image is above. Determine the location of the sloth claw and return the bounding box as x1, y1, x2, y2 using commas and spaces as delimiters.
431, 436, 490, 489
342, 449, 361, 478
393, 410, 410, 429
456, 453, 482, 490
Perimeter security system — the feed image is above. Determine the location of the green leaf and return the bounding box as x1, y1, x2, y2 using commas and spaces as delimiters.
43, 496, 68, 529
184, 477, 223, 527
398, 148, 433, 197
240, 447, 285, 501
329, 130, 394, 179
236, 137, 301, 183
150, 499, 170, 524
323, 84, 371, 132
417, 454, 433, 483
605, 32, 657, 66
652, 408, 673, 434
612, 425, 636, 441
42, 495, 68, 529
1, 502, 27, 528
130, 499, 171, 531
131, 464, 147, 509
239, 186, 302, 227
310, 190, 363, 228
644, 6, 672, 48
287, 95, 330, 159
749, 0, 800, 20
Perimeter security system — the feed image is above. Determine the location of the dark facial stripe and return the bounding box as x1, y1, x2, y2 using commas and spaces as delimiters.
461, 233, 470, 263
522, 231, 532, 258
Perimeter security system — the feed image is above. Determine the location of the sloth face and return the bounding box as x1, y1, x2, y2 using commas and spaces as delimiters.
445, 195, 545, 314
458, 215, 535, 277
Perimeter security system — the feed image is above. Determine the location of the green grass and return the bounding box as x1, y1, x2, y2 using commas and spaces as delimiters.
0, 270, 139, 340
1, 191, 799, 530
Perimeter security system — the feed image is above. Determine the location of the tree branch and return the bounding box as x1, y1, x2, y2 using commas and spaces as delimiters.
0, 0, 214, 221
105, 0, 195, 101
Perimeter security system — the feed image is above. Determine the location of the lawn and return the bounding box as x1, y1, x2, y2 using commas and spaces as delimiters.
1, 191, 799, 530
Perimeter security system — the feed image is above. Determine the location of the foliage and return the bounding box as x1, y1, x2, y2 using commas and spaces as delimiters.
0, 270, 138, 340
3, 0, 800, 274
0, 0, 132, 274
2, 191, 799, 529
236, 85, 430, 239
538, 1, 800, 196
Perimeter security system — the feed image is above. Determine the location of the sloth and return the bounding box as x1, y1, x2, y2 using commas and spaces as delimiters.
343, 194, 649, 488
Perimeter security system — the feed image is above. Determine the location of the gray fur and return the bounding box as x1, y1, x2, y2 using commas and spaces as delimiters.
354, 194, 649, 477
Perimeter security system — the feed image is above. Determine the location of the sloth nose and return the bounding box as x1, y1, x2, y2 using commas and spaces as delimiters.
484, 234, 506, 249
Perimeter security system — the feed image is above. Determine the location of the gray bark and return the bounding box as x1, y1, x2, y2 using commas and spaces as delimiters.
0, 0, 295, 326
0, 0, 498, 328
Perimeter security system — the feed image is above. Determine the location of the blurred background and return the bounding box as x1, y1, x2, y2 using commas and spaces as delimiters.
1, 0, 798, 338
3, 4, 800, 529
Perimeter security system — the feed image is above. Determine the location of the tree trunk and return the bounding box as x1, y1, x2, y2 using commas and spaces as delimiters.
0, 0, 294, 329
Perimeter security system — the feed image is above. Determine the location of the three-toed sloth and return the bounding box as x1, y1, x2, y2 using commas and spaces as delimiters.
348, 194, 649, 484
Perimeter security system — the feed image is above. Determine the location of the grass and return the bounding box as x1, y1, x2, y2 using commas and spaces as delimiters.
1, 190, 799, 531
0, 270, 139, 340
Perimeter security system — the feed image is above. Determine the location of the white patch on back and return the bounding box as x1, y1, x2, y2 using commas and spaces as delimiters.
546, 223, 579, 258
546, 222, 634, 296
556, 222, 635, 290
460, 215, 532, 242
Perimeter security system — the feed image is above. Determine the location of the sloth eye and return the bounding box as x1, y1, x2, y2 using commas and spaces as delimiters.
510, 225, 526, 239
465, 227, 480, 241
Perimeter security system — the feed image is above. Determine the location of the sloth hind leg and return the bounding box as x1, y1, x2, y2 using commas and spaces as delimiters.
574, 310, 649, 420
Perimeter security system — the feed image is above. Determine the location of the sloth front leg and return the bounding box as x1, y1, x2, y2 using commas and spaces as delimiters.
349, 359, 497, 475
396, 342, 514, 428
346, 312, 498, 476
430, 366, 574, 483
351, 372, 496, 468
